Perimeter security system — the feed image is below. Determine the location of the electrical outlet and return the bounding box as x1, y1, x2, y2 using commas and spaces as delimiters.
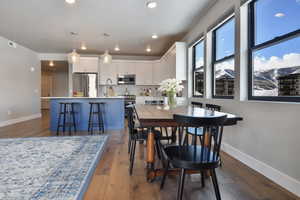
30, 67, 35, 72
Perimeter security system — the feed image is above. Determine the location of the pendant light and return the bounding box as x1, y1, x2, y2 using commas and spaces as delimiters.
102, 50, 112, 64
68, 49, 80, 64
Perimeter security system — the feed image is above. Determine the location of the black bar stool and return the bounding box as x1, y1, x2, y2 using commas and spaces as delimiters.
88, 102, 105, 134
56, 102, 78, 136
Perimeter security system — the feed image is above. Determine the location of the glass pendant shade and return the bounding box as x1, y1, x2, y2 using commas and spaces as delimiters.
68, 49, 80, 64
102, 50, 112, 64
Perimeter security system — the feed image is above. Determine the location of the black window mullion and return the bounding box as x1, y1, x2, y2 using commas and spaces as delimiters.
212, 17, 235, 99
192, 39, 204, 97
252, 31, 300, 53
214, 54, 235, 64
248, 0, 300, 102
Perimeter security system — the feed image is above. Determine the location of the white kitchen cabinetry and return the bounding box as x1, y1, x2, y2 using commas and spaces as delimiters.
152, 61, 162, 85
73, 57, 99, 73
117, 61, 136, 75
135, 62, 153, 85
157, 42, 187, 81
99, 62, 118, 85
98, 41, 186, 85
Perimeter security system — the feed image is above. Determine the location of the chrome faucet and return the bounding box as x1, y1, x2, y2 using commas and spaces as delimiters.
105, 78, 113, 97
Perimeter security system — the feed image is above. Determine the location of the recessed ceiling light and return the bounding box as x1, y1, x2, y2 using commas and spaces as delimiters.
65, 0, 76, 4
152, 34, 158, 39
146, 46, 152, 52
114, 45, 120, 51
146, 1, 157, 9
49, 61, 54, 67
274, 12, 285, 18
81, 43, 87, 50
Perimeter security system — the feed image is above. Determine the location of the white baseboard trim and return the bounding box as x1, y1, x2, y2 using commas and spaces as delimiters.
222, 142, 300, 197
0, 113, 42, 128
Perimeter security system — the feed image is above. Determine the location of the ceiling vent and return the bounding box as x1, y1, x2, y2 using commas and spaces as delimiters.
8, 41, 17, 48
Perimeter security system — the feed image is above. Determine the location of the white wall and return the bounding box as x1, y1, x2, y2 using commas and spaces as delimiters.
183, 0, 300, 196
0, 36, 41, 126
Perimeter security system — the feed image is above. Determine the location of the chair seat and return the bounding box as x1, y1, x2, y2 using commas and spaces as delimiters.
187, 127, 203, 136
163, 145, 220, 170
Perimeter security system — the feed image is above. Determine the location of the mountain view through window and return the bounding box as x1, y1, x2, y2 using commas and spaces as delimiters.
252, 0, 300, 97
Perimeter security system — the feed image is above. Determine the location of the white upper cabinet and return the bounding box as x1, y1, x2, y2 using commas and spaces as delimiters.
158, 42, 187, 81
135, 62, 153, 85
152, 61, 163, 85
98, 41, 187, 85
99, 62, 118, 85
117, 61, 136, 75
174, 42, 187, 81
73, 57, 99, 73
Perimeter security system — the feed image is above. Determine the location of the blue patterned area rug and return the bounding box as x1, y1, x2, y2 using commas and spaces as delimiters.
0, 135, 108, 200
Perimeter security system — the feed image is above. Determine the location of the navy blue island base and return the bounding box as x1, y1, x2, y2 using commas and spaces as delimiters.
48, 97, 125, 132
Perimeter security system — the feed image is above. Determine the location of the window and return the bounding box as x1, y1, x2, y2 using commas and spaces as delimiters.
212, 17, 235, 98
193, 39, 205, 97
249, 0, 300, 101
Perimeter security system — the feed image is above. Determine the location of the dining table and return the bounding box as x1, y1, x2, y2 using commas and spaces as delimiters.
134, 104, 243, 181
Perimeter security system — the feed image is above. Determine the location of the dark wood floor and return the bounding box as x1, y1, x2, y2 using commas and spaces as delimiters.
0, 111, 298, 200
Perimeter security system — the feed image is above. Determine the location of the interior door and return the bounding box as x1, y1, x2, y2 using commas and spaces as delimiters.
41, 71, 53, 109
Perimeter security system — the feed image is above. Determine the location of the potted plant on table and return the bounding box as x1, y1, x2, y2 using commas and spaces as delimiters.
158, 79, 184, 108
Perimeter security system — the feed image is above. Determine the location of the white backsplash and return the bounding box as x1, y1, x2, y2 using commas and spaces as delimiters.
99, 85, 161, 96
98, 82, 187, 97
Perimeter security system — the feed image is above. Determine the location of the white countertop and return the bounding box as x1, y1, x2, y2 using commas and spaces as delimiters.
41, 96, 125, 99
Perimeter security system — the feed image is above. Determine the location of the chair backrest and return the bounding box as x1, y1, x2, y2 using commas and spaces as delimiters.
174, 114, 227, 164
191, 101, 203, 107
127, 106, 136, 136
206, 103, 221, 111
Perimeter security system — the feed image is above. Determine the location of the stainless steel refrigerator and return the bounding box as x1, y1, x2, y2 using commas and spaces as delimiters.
73, 73, 98, 97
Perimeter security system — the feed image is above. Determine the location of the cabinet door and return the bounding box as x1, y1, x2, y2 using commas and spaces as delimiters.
160, 58, 170, 81
153, 61, 163, 85
136, 62, 153, 85
80, 57, 98, 73
99, 62, 117, 85
117, 62, 136, 75
72, 62, 85, 73
168, 52, 176, 79
175, 42, 187, 81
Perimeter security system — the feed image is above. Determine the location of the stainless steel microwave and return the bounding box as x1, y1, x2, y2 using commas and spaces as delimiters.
117, 74, 136, 85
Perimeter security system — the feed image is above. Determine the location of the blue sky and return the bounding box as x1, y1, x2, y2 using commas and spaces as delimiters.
255, 0, 300, 58
195, 0, 299, 67
216, 18, 235, 60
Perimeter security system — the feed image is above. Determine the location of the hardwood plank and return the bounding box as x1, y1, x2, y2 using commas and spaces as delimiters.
0, 112, 297, 200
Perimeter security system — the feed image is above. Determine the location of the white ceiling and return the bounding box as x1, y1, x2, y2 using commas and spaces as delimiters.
0, 0, 214, 56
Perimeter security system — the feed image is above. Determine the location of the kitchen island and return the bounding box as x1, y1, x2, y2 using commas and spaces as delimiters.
42, 97, 125, 132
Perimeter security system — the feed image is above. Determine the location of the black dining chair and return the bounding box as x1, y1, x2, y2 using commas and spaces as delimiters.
127, 105, 148, 175
191, 101, 203, 107
185, 103, 222, 145
206, 103, 221, 111
127, 105, 163, 175
160, 114, 227, 200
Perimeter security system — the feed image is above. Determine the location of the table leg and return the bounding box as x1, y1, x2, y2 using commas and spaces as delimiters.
146, 129, 155, 181
204, 131, 212, 177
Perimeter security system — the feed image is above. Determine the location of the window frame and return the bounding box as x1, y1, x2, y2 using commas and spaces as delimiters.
212, 15, 235, 99
192, 38, 205, 97
248, 0, 300, 102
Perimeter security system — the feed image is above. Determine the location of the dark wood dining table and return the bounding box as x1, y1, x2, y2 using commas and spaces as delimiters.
134, 104, 243, 181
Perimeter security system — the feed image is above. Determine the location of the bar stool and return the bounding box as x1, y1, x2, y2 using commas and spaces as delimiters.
56, 102, 78, 136
88, 102, 105, 134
